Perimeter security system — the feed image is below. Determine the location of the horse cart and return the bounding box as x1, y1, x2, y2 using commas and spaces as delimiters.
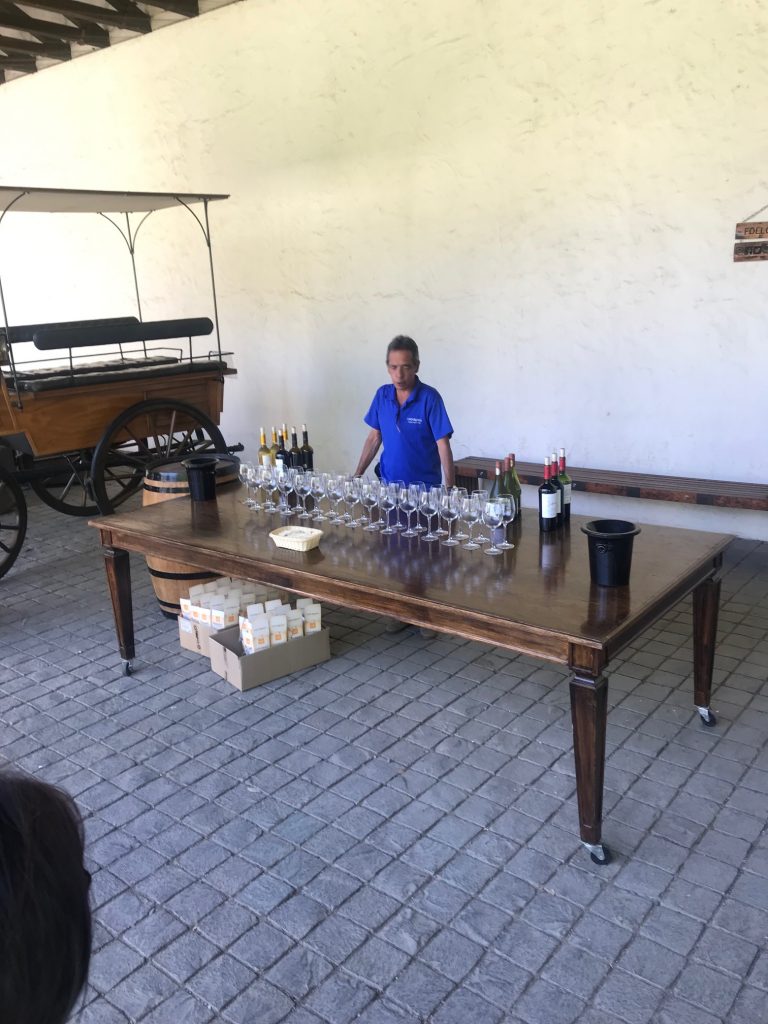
0, 186, 237, 580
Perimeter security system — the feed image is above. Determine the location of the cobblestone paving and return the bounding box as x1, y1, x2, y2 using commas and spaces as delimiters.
2, 495, 767, 1024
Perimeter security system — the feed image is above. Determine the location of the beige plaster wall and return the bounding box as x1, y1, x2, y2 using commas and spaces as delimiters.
0, 1, 765, 536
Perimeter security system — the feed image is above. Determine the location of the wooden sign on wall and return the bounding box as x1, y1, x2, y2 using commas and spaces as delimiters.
734, 221, 768, 261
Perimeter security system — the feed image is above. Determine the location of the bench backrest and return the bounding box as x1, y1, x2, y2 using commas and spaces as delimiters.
0, 316, 139, 346
33, 317, 213, 350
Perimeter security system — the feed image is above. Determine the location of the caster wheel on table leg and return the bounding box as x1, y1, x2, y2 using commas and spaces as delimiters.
697, 707, 716, 727
583, 842, 612, 866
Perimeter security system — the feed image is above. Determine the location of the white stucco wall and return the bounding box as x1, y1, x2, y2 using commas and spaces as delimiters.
0, 1, 765, 537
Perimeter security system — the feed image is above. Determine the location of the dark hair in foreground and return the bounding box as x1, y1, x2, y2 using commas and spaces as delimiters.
0, 770, 92, 1024
386, 335, 420, 363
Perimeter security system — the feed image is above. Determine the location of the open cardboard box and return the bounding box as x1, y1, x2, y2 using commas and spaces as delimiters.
178, 616, 216, 657
209, 625, 331, 691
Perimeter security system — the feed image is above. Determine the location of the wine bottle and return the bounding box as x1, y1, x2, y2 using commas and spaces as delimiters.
538, 457, 559, 533
289, 426, 301, 469
488, 460, 502, 499
301, 424, 314, 470
280, 424, 292, 468
274, 430, 289, 470
269, 426, 279, 463
507, 453, 522, 515
551, 450, 563, 526
258, 426, 272, 467
501, 455, 511, 493
558, 447, 572, 524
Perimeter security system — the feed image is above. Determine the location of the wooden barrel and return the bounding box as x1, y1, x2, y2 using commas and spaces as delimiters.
142, 455, 239, 618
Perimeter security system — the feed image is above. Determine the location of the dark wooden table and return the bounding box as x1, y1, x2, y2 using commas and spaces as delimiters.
91, 492, 731, 864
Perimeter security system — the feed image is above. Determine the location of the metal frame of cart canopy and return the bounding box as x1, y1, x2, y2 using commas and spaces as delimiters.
0, 185, 229, 407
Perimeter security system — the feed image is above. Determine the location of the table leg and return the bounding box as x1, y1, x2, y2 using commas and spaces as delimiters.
104, 546, 135, 676
570, 671, 611, 864
692, 574, 721, 727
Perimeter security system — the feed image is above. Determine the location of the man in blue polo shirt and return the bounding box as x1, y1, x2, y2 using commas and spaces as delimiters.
354, 335, 455, 487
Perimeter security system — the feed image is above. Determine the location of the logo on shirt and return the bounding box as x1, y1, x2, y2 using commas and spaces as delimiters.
406, 417, 423, 425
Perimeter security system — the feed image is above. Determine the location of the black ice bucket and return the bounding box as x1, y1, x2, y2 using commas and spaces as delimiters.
182, 455, 219, 502
581, 519, 641, 587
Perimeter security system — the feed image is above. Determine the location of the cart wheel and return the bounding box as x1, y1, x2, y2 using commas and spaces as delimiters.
91, 398, 227, 515
29, 450, 98, 517
0, 466, 27, 580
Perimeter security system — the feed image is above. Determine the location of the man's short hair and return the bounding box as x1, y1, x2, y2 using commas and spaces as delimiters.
386, 335, 419, 364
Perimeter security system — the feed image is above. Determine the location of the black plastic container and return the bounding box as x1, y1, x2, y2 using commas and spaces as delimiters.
581, 519, 641, 587
182, 455, 219, 502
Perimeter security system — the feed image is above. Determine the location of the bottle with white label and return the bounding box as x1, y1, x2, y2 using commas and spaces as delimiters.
258, 427, 273, 467
538, 457, 559, 533
558, 447, 572, 524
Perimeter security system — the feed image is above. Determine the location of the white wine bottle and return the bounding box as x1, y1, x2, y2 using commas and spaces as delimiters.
258, 427, 272, 467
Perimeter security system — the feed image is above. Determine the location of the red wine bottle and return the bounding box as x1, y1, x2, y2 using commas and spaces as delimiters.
538, 457, 559, 533
550, 450, 563, 526
289, 426, 302, 468
558, 448, 572, 523
275, 431, 289, 470
301, 424, 314, 470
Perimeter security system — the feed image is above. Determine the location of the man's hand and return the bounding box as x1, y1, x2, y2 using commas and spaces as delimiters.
354, 428, 382, 477
437, 436, 455, 488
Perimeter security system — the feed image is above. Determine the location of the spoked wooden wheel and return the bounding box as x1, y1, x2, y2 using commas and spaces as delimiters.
0, 466, 27, 579
29, 450, 145, 517
91, 398, 227, 515
29, 451, 94, 516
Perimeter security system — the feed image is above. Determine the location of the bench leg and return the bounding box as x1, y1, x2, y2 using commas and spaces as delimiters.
104, 546, 135, 675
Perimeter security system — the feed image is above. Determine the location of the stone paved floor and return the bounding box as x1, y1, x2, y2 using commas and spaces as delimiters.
2, 494, 768, 1024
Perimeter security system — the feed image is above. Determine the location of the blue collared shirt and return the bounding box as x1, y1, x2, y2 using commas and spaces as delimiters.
364, 377, 453, 487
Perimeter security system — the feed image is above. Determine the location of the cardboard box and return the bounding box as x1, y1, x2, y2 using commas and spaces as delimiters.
178, 616, 216, 656
209, 625, 331, 691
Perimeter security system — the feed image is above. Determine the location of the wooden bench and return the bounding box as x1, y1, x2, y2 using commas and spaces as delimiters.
455, 457, 768, 513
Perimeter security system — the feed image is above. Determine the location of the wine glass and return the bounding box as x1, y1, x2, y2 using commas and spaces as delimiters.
398, 484, 419, 537
343, 476, 362, 527
361, 478, 381, 530
246, 462, 263, 510
497, 494, 516, 550
452, 487, 469, 540
379, 482, 398, 534
411, 481, 426, 533
482, 498, 504, 555
238, 460, 256, 507
439, 492, 460, 546
294, 470, 312, 519
256, 464, 274, 511
472, 489, 491, 544
460, 494, 481, 550
310, 473, 328, 521
275, 467, 295, 516
432, 484, 448, 536
327, 474, 345, 523
420, 487, 441, 541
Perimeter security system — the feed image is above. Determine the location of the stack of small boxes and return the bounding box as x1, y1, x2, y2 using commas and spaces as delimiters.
240, 596, 322, 654
178, 578, 330, 691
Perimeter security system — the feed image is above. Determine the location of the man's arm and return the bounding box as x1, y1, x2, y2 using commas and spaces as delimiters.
436, 436, 455, 488
355, 428, 382, 477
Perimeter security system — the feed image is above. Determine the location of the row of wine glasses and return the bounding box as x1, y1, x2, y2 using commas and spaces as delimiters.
237, 463, 516, 553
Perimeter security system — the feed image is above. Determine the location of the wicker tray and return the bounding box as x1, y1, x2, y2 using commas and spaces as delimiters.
269, 526, 323, 552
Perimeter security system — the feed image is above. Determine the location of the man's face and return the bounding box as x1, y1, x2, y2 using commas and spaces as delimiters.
386, 350, 419, 393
